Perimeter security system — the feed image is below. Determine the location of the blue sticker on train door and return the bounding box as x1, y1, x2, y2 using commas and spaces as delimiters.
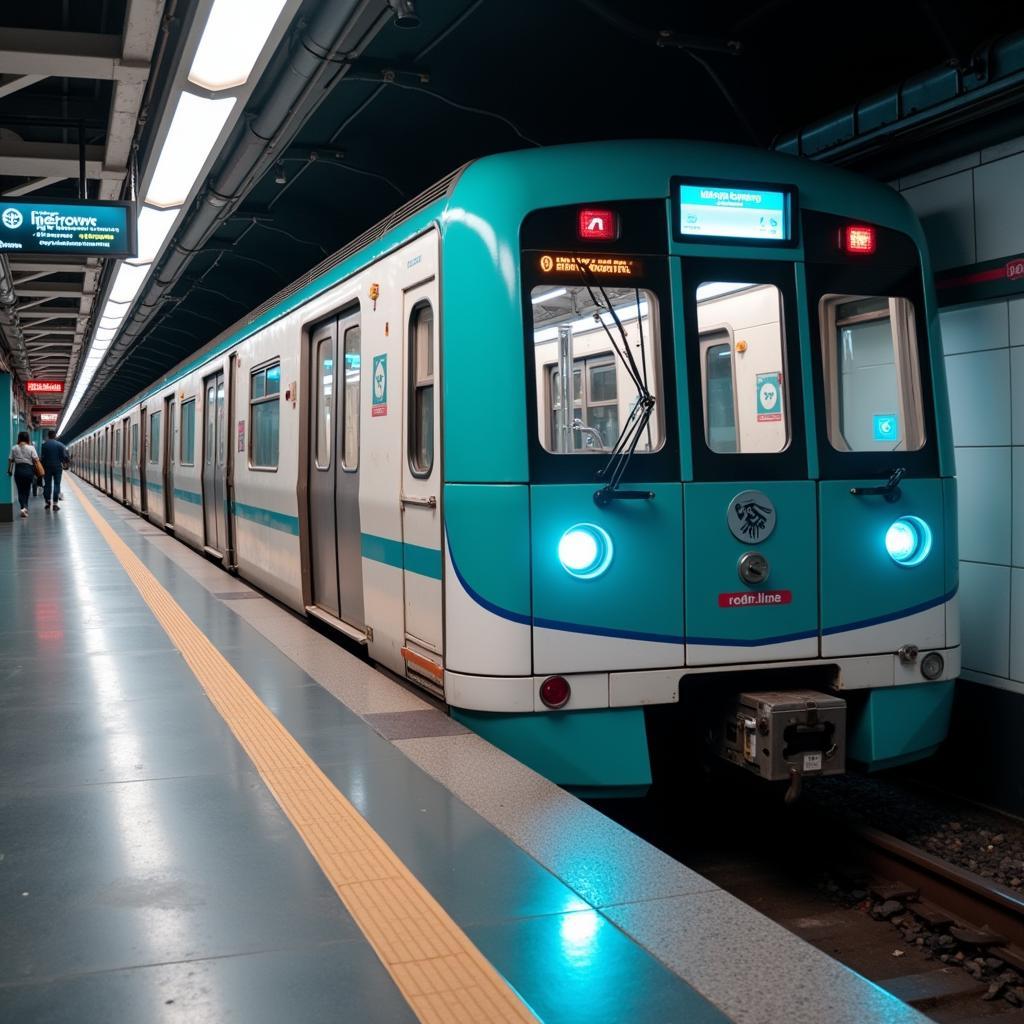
372, 354, 387, 417
873, 413, 898, 441
756, 372, 782, 422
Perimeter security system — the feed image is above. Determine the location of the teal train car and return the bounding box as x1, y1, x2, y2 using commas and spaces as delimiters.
71, 140, 959, 794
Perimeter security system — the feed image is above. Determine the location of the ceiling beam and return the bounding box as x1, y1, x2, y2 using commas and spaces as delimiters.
0, 73, 46, 100
2, 176, 66, 197
8, 261, 86, 274
100, 0, 165, 200
14, 282, 84, 298
0, 141, 123, 180
0, 28, 148, 84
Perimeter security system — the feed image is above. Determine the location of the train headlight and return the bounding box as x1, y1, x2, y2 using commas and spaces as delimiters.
885, 516, 932, 566
558, 524, 613, 579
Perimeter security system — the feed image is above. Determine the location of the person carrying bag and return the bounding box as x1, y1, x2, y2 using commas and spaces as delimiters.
8, 431, 41, 518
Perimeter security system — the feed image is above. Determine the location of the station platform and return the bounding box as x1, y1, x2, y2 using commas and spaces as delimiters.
0, 478, 930, 1024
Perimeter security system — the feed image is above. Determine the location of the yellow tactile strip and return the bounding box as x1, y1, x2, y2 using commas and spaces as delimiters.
69, 479, 539, 1024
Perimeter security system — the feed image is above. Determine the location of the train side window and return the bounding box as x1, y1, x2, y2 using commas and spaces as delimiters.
250, 361, 281, 469
315, 337, 333, 469
342, 324, 360, 471
149, 411, 161, 464
819, 295, 925, 452
697, 282, 788, 454
532, 285, 664, 454
409, 302, 434, 476
180, 399, 196, 465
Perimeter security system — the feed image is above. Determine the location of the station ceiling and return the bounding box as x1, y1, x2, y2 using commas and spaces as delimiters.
0, 0, 1021, 436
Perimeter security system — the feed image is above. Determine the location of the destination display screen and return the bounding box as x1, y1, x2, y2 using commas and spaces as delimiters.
677, 182, 792, 243
0, 199, 136, 257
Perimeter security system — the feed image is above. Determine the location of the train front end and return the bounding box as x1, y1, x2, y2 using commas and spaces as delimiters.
441, 142, 958, 793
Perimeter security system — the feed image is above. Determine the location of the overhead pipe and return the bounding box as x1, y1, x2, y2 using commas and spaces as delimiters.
74, 0, 391, 428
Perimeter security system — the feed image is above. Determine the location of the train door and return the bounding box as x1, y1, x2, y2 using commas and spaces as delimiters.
400, 286, 442, 676
682, 262, 818, 665
308, 310, 365, 629
121, 416, 130, 500
163, 396, 175, 526
139, 406, 148, 513
202, 371, 228, 556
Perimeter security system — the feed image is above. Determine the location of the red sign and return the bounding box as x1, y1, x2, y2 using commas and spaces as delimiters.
577, 208, 618, 241
1008, 258, 1024, 281
26, 380, 64, 394
36, 412, 59, 425
718, 590, 793, 608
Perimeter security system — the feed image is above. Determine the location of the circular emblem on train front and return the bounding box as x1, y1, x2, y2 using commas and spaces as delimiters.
727, 490, 776, 543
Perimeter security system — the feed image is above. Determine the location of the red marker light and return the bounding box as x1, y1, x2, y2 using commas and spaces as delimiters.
539, 675, 571, 709
844, 225, 876, 254
578, 208, 618, 241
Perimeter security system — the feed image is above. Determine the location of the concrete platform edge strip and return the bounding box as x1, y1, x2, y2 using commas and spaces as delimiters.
67, 479, 542, 1024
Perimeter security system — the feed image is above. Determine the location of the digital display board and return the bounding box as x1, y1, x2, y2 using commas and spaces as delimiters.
26, 380, 65, 395
676, 181, 793, 243
0, 199, 136, 257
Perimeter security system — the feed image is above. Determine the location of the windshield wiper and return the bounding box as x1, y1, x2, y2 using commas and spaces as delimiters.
572, 260, 656, 506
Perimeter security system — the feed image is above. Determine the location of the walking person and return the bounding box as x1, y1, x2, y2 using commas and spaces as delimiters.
40, 429, 68, 511
8, 431, 41, 518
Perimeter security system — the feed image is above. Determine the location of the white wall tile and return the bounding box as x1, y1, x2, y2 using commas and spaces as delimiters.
940, 301, 1008, 355
956, 447, 1011, 564
899, 152, 979, 190
1011, 570, 1024, 681
902, 171, 975, 271
945, 348, 1011, 446
1011, 298, 1024, 347
975, 152, 1024, 263
959, 561, 1010, 678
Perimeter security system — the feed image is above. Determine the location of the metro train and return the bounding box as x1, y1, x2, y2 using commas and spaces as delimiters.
71, 139, 959, 794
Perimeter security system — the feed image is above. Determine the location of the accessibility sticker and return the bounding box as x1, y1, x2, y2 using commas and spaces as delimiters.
372, 354, 388, 417
873, 413, 898, 441
756, 372, 783, 422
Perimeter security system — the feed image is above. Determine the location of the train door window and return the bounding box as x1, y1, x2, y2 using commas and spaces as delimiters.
205, 385, 216, 465
315, 337, 333, 469
409, 302, 434, 476
149, 411, 161, 463
131, 423, 138, 461
819, 295, 926, 452
703, 336, 738, 453
696, 282, 788, 454
342, 324, 360, 471
532, 285, 664, 454
250, 361, 280, 469
180, 398, 196, 465
547, 356, 620, 450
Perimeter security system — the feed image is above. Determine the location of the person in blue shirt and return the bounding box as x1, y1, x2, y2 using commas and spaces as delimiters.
40, 430, 68, 511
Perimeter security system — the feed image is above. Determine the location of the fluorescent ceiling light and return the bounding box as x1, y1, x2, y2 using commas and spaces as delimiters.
109, 262, 152, 306
94, 327, 117, 342
146, 92, 237, 208
532, 287, 567, 304
130, 206, 179, 265
188, 0, 288, 91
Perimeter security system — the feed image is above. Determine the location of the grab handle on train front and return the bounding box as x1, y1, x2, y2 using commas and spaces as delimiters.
849, 466, 906, 503
401, 494, 437, 509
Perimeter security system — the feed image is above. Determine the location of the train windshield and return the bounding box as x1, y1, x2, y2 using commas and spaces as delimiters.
531, 285, 664, 455
818, 294, 926, 452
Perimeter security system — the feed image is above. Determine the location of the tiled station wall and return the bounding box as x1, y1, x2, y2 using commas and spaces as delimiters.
895, 135, 1024, 811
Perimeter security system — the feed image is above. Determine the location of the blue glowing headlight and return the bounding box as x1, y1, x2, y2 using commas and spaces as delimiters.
558, 524, 613, 579
885, 516, 932, 566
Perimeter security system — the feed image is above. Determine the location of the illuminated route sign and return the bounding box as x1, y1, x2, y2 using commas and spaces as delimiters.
35, 412, 59, 426
538, 254, 643, 277
26, 380, 65, 395
0, 199, 136, 257
675, 179, 794, 244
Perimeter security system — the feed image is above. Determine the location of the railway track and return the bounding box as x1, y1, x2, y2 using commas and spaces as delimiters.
592, 778, 1024, 1022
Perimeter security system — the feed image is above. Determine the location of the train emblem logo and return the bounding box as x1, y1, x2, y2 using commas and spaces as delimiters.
727, 490, 776, 543
756, 371, 782, 423
371, 354, 387, 417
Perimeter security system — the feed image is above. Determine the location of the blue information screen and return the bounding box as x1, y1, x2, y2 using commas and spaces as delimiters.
678, 183, 791, 242
0, 199, 136, 257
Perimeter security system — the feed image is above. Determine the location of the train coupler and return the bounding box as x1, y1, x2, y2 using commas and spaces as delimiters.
713, 689, 846, 783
